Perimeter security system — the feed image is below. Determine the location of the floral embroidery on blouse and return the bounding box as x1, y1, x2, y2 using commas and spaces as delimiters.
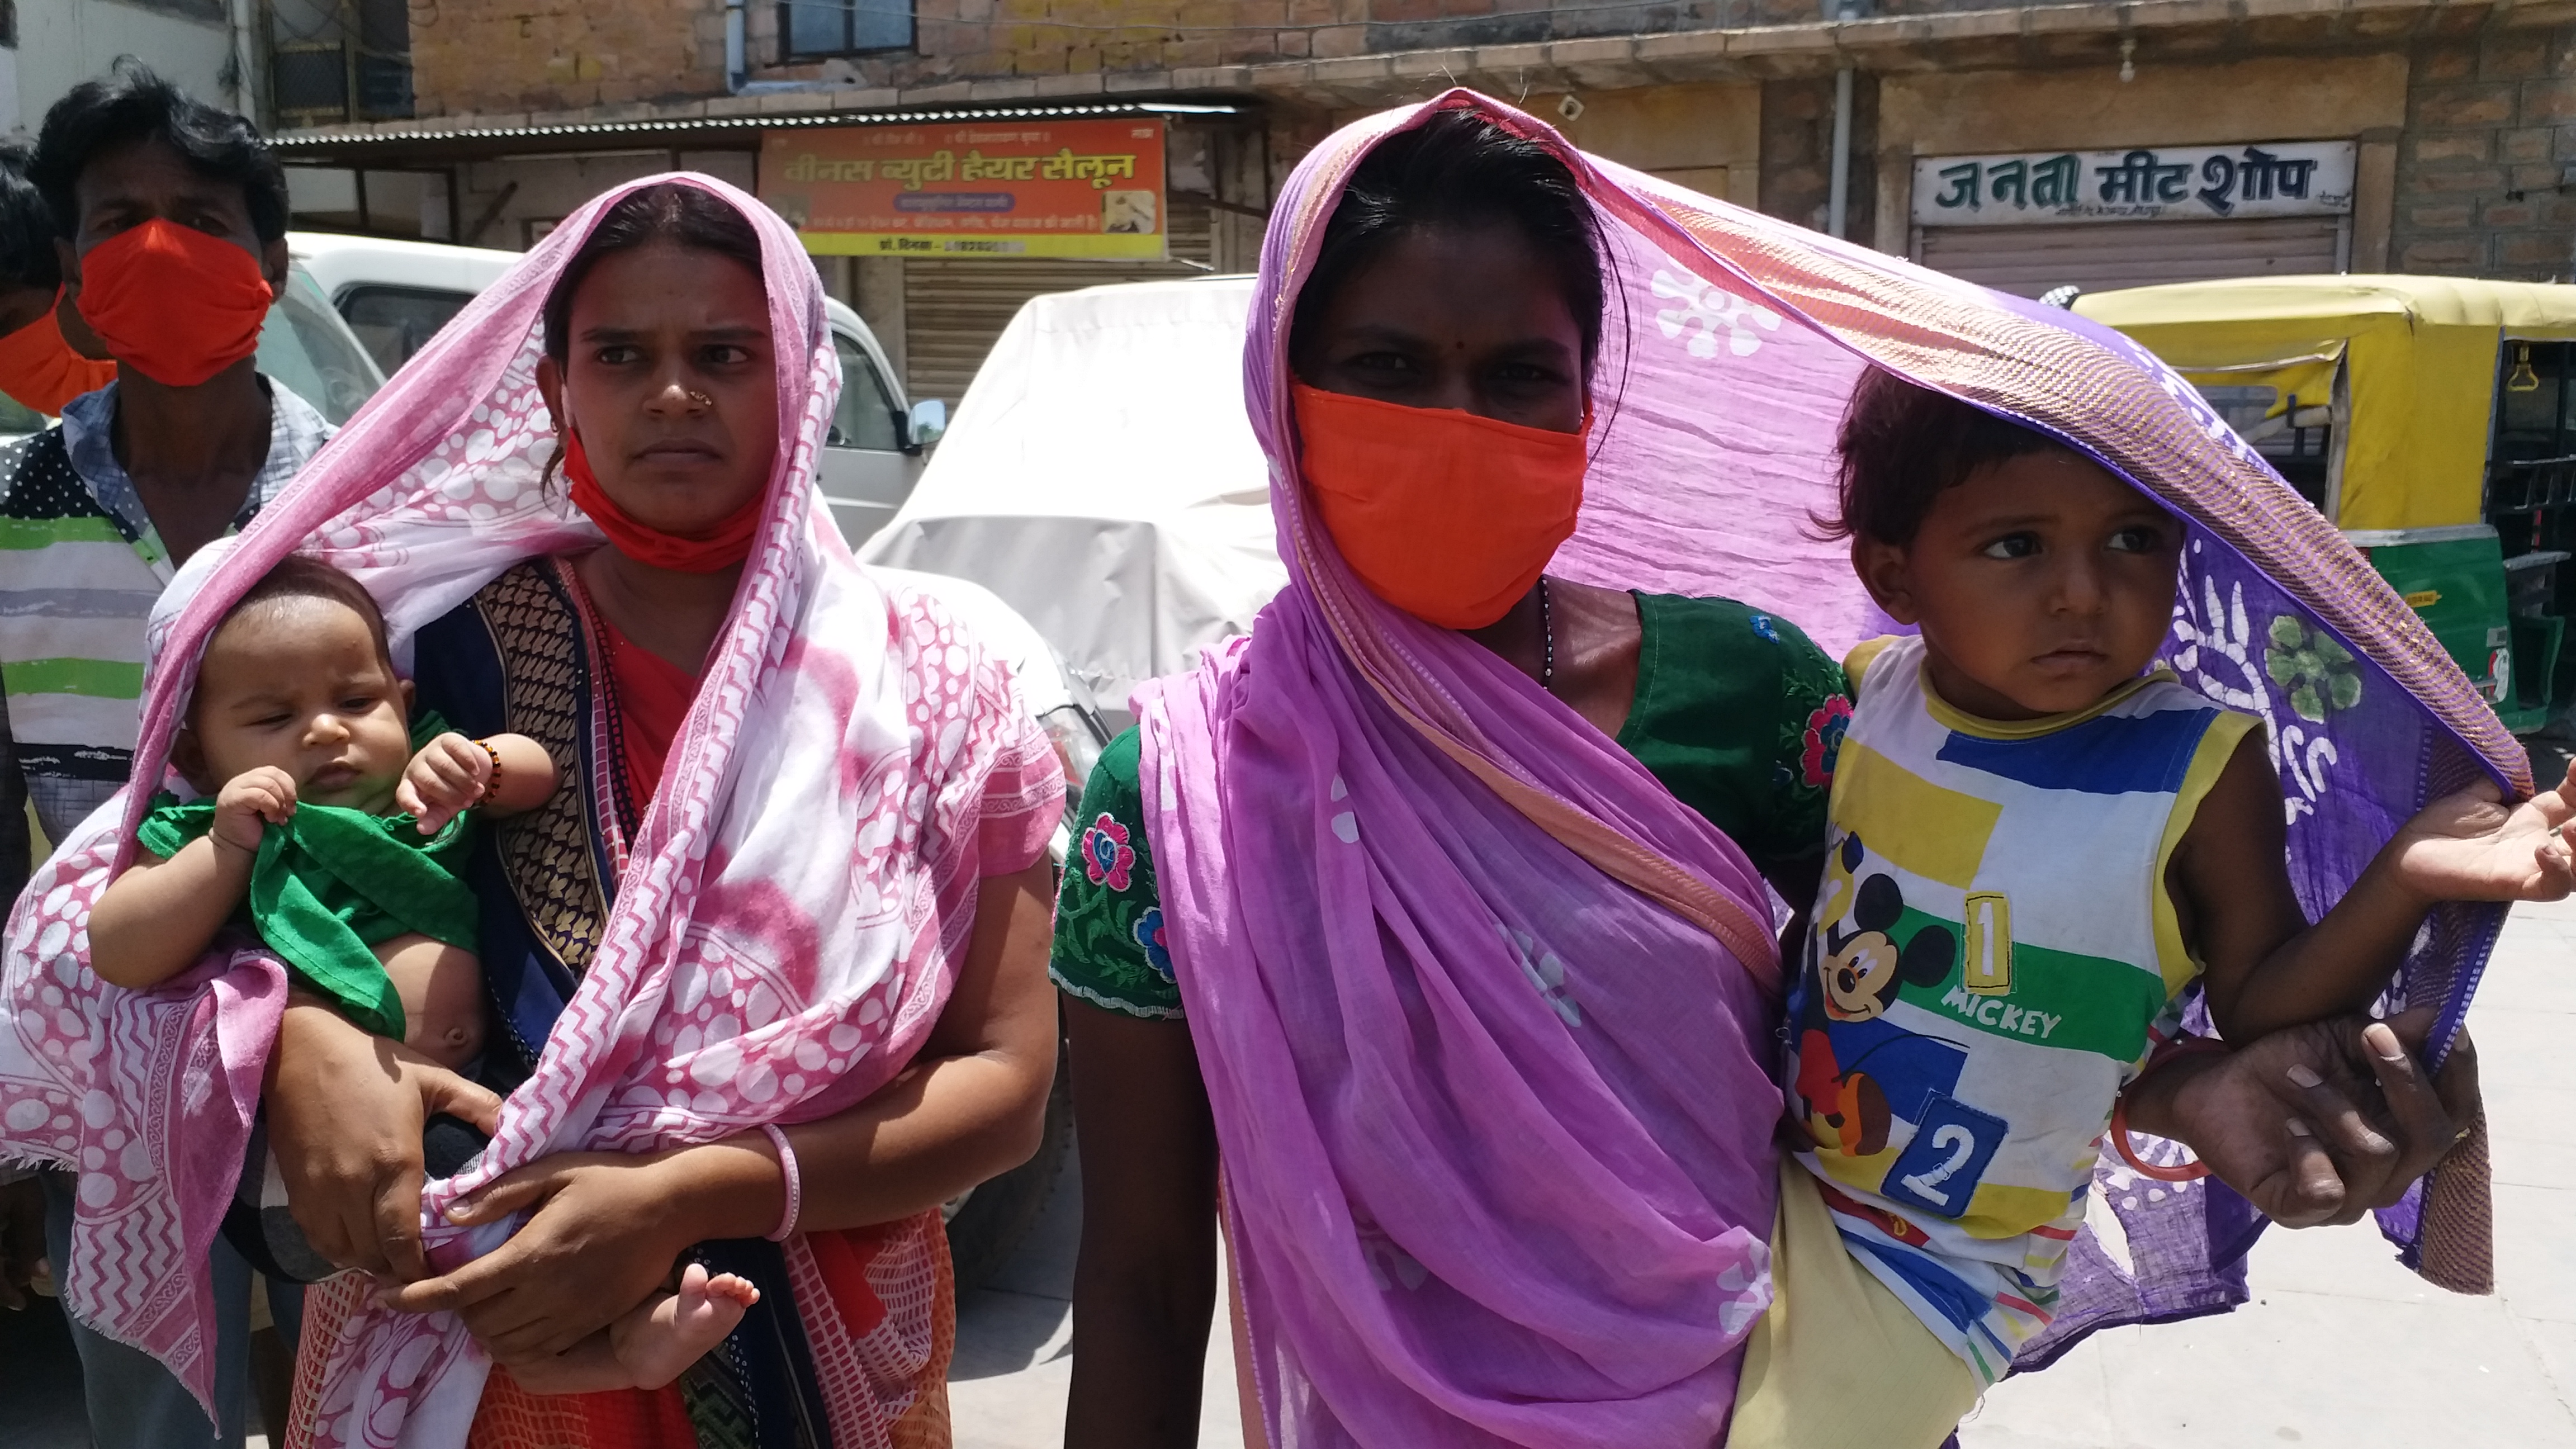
1749, 612, 1781, 643
1134, 907, 1174, 981
1079, 812, 1135, 891
1801, 695, 1852, 789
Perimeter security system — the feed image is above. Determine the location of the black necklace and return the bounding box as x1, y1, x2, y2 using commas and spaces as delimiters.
1538, 575, 1556, 694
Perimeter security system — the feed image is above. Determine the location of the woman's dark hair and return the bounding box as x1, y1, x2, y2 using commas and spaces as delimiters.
1825, 367, 2067, 547
31, 61, 287, 244
219, 555, 395, 673
539, 182, 766, 368
1289, 108, 1611, 373
0, 146, 59, 292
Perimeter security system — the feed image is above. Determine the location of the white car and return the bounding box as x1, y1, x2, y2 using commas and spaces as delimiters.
861, 274, 1277, 726
288, 230, 941, 548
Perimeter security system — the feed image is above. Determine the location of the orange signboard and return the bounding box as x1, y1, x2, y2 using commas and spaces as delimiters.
760, 117, 1168, 260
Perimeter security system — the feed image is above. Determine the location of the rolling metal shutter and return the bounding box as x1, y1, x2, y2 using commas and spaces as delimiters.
901, 193, 1214, 402
1917, 216, 2347, 299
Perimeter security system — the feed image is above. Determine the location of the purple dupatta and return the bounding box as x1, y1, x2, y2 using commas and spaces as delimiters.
1139, 92, 2516, 1445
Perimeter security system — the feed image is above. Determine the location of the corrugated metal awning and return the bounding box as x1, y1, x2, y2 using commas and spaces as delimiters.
272, 100, 1247, 167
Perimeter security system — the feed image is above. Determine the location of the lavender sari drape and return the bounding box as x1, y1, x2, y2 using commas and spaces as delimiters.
1139, 91, 2518, 1445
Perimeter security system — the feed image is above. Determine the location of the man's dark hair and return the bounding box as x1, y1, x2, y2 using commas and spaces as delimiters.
220, 554, 394, 673
30, 60, 288, 243
1825, 367, 2068, 547
1289, 107, 1613, 373
0, 145, 60, 292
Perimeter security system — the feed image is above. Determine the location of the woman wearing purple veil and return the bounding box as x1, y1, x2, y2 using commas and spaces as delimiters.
1051, 93, 2497, 1447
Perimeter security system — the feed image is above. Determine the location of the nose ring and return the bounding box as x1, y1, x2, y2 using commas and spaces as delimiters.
686, 389, 714, 408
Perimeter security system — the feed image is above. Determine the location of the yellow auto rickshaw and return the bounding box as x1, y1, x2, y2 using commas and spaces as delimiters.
2077, 276, 2576, 733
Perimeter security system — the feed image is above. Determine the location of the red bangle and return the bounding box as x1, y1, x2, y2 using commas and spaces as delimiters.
2112, 1035, 2228, 1183
2110, 1096, 2212, 1182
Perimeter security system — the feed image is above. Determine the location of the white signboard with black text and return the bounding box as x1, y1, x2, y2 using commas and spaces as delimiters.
1912, 142, 2357, 227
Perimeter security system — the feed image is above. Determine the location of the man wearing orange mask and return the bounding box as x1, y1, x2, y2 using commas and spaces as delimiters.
0, 63, 332, 1449
0, 145, 115, 418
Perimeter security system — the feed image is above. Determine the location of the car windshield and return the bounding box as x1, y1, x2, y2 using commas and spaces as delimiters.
339, 285, 474, 373
257, 268, 385, 424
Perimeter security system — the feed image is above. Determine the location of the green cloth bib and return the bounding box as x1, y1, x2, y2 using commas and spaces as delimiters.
138, 715, 482, 1039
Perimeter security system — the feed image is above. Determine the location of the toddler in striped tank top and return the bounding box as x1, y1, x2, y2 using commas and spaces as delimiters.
1781, 368, 2576, 1388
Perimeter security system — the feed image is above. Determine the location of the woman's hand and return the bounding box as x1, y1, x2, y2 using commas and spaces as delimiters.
384, 1146, 743, 1363
2134, 1009, 2477, 1228
266, 997, 503, 1281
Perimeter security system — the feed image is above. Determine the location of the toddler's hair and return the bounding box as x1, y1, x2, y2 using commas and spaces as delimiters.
217, 555, 394, 670
1824, 367, 2068, 547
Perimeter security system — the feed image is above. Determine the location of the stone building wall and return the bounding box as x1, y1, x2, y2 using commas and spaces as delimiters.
2389, 23, 2576, 279
395, 0, 2576, 281
1760, 74, 1877, 243
408, 0, 723, 115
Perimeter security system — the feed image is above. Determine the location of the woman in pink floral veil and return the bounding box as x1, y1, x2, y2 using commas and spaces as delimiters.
0, 175, 1064, 1449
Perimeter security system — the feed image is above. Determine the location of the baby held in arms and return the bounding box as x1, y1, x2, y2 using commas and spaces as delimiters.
88, 555, 757, 1393
1788, 370, 2576, 1385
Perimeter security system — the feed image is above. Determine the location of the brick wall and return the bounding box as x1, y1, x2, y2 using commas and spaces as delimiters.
409, 0, 1847, 115
408, 0, 724, 115
2390, 23, 2576, 280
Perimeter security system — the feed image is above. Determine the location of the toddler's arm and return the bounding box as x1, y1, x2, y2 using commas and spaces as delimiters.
2186, 734, 2575, 1041
397, 732, 560, 833
90, 766, 296, 990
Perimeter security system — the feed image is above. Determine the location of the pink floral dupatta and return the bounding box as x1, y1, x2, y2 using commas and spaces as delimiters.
0, 174, 1059, 1447
1137, 98, 1790, 1447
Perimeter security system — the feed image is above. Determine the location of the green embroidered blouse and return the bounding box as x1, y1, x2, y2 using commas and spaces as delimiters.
1050, 593, 1852, 1020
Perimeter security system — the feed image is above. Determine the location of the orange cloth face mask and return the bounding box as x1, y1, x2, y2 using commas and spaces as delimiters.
74, 219, 274, 387
562, 423, 764, 573
1295, 382, 1589, 630
0, 296, 116, 415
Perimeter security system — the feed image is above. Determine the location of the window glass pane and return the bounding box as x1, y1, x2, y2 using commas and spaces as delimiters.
830, 332, 903, 452
785, 0, 848, 55
338, 285, 474, 373
2199, 382, 2332, 511
852, 0, 911, 50
257, 271, 385, 424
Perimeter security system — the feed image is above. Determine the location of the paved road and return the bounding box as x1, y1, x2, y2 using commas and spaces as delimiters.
8, 898, 2569, 1447
948, 1139, 1243, 1449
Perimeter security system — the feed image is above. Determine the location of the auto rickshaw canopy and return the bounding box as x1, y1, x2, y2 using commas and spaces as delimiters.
2076, 275, 2576, 532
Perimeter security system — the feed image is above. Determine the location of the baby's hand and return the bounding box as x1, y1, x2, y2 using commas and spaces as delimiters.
2389, 755, 2576, 905
397, 732, 493, 835
212, 766, 297, 855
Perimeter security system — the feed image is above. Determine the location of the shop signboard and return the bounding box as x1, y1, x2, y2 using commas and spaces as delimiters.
760, 117, 1168, 259
1912, 141, 2356, 227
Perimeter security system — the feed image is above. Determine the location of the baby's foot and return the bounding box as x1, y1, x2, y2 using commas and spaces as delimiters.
614, 1261, 761, 1390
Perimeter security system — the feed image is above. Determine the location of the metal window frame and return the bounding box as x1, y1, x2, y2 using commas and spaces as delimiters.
778, 0, 917, 60
263, 0, 413, 126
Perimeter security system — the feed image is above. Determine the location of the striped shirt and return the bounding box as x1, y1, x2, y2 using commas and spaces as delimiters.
0, 378, 331, 846
1787, 633, 2255, 1383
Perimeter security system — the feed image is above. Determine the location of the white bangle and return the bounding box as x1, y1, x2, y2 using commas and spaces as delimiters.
760, 1123, 801, 1242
